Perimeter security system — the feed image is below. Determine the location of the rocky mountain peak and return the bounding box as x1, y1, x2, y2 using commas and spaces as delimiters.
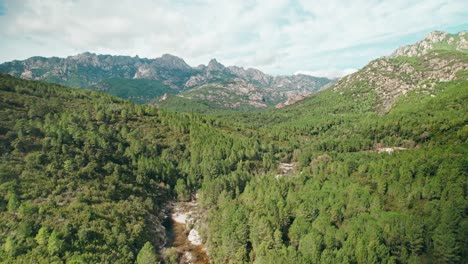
226, 66, 272, 85
424, 31, 448, 42
195, 64, 207, 71
245, 68, 271, 84
155, 54, 191, 70
62, 52, 101, 67
391, 30, 467, 58
68, 52, 97, 61
207, 59, 225, 71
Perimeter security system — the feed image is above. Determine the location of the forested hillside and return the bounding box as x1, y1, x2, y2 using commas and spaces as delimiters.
0, 74, 268, 263
197, 78, 467, 263
0, 74, 182, 263
191, 38, 468, 263
0, 32, 467, 264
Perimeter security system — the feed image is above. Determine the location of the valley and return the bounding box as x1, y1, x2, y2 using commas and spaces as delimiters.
0, 30, 466, 264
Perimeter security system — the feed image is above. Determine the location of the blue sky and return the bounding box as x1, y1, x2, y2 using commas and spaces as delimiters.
0, 0, 467, 78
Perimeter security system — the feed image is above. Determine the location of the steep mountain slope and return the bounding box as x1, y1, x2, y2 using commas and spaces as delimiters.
0, 74, 183, 262
281, 31, 468, 112
0, 54, 332, 108
332, 31, 467, 113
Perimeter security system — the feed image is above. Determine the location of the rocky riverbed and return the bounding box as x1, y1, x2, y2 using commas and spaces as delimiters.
162, 200, 209, 264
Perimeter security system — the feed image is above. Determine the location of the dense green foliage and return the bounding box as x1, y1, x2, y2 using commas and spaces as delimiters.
157, 94, 219, 113
88, 78, 174, 104
157, 93, 271, 114
0, 74, 268, 263
0, 74, 178, 262
136, 242, 159, 264
195, 78, 468, 263
0, 58, 466, 264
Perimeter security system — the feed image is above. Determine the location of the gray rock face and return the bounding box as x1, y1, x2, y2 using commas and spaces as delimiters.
157, 54, 192, 70
0, 53, 334, 109
227, 66, 272, 85
181, 61, 333, 108
207, 59, 225, 72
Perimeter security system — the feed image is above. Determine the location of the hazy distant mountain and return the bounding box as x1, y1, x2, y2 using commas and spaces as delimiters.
171, 59, 332, 110
0, 53, 333, 108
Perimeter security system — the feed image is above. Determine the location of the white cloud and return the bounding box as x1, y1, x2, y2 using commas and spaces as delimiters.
296, 68, 358, 79
0, 0, 466, 75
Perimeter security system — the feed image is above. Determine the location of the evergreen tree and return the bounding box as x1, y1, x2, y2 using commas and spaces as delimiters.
136, 242, 159, 264
35, 227, 49, 246
432, 223, 460, 263
47, 231, 64, 256
7, 193, 19, 212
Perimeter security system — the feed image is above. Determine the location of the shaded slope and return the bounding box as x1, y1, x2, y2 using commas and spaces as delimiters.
87, 78, 174, 104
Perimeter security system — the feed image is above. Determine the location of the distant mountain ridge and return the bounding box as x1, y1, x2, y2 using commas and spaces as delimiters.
175, 58, 332, 109
0, 53, 333, 108
0, 52, 195, 90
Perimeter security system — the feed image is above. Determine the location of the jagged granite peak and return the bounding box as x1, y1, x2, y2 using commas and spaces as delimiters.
66, 52, 102, 66
195, 64, 207, 71
0, 52, 334, 109
155, 54, 191, 70
207, 59, 225, 71
69, 51, 95, 59
227, 66, 272, 86
391, 30, 468, 58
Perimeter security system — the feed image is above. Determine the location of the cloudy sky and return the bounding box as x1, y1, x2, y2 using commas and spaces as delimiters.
0, 0, 466, 78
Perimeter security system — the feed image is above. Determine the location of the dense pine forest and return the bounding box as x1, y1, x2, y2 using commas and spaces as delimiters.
1, 61, 466, 263
0, 26, 466, 264
0, 74, 271, 263
198, 79, 467, 263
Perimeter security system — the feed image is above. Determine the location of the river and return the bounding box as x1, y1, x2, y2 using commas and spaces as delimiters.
162, 201, 209, 264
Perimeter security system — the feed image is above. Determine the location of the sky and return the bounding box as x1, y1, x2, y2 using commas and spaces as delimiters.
0, 0, 467, 78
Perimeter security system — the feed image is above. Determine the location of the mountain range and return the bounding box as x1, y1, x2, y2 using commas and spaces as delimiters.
0, 30, 467, 263
1, 31, 465, 113
0, 53, 333, 109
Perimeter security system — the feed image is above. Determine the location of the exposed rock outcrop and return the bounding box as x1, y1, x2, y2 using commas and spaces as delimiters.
331, 31, 468, 113
0, 53, 333, 109
391, 31, 467, 57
